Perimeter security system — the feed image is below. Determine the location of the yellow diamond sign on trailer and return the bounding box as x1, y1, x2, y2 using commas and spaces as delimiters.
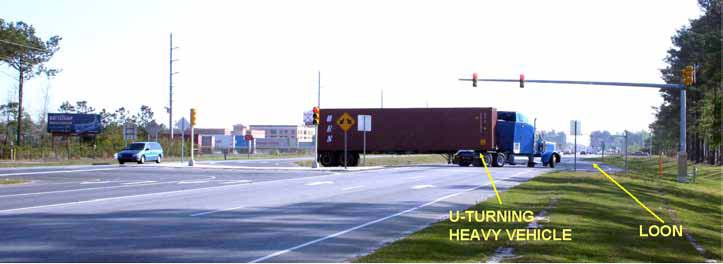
336, 112, 355, 132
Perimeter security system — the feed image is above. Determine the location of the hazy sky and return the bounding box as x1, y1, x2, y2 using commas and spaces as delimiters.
0, 0, 702, 144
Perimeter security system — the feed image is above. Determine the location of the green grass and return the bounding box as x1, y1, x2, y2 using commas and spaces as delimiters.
294, 154, 447, 167
0, 178, 29, 185
357, 157, 721, 262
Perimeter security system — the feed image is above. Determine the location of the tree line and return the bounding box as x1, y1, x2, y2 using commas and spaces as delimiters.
650, 0, 721, 165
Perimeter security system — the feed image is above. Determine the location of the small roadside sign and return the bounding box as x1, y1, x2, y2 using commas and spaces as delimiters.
123, 123, 137, 141
358, 115, 371, 132
245, 134, 254, 141
303, 111, 313, 126
570, 120, 582, 135
336, 112, 355, 132
177, 117, 190, 131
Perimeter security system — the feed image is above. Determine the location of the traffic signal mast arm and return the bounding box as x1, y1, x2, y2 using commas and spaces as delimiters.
461, 67, 694, 183
459, 77, 685, 90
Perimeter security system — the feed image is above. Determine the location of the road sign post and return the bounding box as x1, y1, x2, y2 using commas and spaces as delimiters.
358, 115, 371, 166
177, 117, 189, 162
570, 120, 581, 171
624, 130, 629, 175
245, 134, 253, 160
335, 112, 355, 169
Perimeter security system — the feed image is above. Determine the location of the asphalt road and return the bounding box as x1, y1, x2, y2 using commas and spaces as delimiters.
0, 158, 596, 262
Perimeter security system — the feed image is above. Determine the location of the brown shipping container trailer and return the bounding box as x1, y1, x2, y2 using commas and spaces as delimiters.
318, 108, 497, 166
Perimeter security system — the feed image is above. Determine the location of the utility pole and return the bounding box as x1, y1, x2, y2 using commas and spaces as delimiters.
381, 89, 384, 108
169, 33, 179, 140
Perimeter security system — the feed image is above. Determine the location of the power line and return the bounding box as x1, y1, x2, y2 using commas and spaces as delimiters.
0, 39, 45, 51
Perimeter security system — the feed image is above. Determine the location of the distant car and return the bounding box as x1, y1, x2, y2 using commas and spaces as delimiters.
580, 151, 587, 155
116, 142, 164, 164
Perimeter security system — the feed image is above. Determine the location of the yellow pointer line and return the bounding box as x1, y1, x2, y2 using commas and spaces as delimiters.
480, 154, 502, 205
593, 163, 665, 224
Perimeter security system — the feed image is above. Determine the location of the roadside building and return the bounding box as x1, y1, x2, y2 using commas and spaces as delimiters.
250, 125, 315, 152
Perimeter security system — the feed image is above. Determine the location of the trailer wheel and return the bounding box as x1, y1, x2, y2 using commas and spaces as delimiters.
527, 156, 535, 167
319, 152, 336, 167
493, 153, 506, 167
349, 152, 360, 167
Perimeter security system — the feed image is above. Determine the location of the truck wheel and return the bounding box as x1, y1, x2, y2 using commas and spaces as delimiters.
320, 152, 336, 167
527, 156, 535, 167
349, 153, 360, 167
494, 153, 506, 167
474, 153, 491, 167
548, 157, 556, 168
507, 153, 516, 165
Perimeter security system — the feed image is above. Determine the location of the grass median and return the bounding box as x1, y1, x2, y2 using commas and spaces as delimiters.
0, 178, 29, 185
356, 157, 721, 262
295, 154, 448, 167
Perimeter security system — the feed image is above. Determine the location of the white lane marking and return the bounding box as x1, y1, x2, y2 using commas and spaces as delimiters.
0, 168, 381, 213
0, 181, 260, 214
122, 181, 157, 185
0, 168, 117, 177
249, 184, 485, 263
341, 185, 364, 191
411, 184, 435, 190
221, 180, 252, 184
0, 181, 169, 198
80, 181, 113, 184
178, 180, 209, 184
304, 181, 333, 186
405, 175, 426, 180
190, 205, 245, 217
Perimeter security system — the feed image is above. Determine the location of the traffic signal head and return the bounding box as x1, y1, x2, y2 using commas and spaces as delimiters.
519, 74, 525, 88
312, 107, 320, 125
682, 66, 695, 86
190, 108, 197, 126
472, 73, 478, 87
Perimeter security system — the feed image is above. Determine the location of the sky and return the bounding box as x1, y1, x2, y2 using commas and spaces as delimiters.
0, 0, 703, 144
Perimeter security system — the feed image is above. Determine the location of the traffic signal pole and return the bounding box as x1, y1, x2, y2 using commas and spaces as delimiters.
461, 75, 689, 182
313, 71, 321, 168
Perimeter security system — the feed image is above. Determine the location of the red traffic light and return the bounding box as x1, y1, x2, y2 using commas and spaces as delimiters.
519, 74, 525, 88
472, 73, 478, 87
313, 107, 319, 113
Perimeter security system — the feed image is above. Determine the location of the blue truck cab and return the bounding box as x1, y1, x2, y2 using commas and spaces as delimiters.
453, 111, 560, 168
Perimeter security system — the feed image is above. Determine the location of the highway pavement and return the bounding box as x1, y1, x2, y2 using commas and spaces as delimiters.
0, 158, 596, 262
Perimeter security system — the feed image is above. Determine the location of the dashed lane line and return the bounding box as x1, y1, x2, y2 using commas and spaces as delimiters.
0, 168, 118, 177
305, 181, 334, 186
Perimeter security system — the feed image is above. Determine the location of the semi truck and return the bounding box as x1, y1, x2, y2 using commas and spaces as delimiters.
317, 107, 560, 168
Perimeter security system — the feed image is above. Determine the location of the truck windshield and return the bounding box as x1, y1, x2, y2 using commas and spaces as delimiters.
516, 113, 532, 125
125, 143, 146, 150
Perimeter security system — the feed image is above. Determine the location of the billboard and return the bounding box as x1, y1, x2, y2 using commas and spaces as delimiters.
47, 113, 102, 134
